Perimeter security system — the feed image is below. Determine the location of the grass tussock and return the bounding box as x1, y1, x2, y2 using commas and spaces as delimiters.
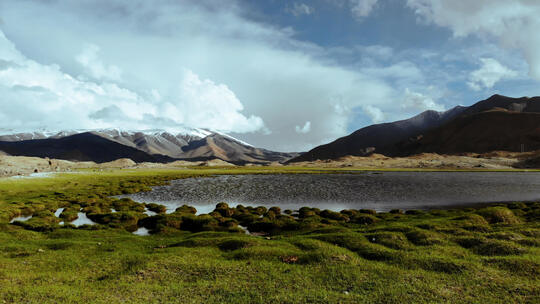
477, 207, 521, 225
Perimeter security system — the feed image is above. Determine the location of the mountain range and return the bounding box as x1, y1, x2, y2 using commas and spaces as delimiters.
0, 128, 298, 164
290, 95, 540, 162
1, 94, 539, 165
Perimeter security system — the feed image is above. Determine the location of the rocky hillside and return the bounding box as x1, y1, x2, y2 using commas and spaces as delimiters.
290, 95, 540, 162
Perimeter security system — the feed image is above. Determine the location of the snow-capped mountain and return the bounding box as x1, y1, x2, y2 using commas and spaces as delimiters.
0, 128, 298, 164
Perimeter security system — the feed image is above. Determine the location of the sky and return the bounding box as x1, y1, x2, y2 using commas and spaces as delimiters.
0, 0, 539, 152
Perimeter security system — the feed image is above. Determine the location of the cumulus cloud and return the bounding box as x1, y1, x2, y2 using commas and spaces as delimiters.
350, 0, 379, 19
402, 88, 445, 112
0, 30, 264, 134
286, 3, 314, 17
406, 0, 540, 79
467, 58, 517, 91
295, 121, 311, 134
363, 105, 385, 123
173, 70, 264, 133
76, 44, 122, 81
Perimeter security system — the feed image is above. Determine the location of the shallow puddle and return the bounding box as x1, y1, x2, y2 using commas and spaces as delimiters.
9, 215, 32, 223
144, 208, 157, 216
54, 208, 65, 217
133, 227, 150, 236
67, 212, 97, 227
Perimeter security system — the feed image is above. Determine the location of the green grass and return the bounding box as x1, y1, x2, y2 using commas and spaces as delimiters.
0, 167, 539, 303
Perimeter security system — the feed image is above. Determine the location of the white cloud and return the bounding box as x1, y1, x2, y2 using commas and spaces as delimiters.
402, 88, 445, 112
286, 3, 314, 17
363, 105, 385, 123
467, 58, 517, 91
76, 44, 122, 81
0, 30, 264, 134
350, 0, 379, 19
173, 70, 264, 133
406, 0, 540, 79
295, 121, 311, 134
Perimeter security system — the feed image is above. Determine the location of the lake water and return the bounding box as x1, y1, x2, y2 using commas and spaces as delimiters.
121, 172, 540, 214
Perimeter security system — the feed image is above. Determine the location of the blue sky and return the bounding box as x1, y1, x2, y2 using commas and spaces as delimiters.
0, 0, 539, 151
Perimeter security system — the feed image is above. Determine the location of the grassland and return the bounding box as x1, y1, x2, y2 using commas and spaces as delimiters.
0, 167, 539, 303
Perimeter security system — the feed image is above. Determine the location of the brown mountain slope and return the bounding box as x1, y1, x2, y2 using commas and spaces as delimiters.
461, 94, 540, 115
290, 106, 466, 162
515, 151, 540, 168
0, 133, 175, 163
289, 95, 540, 162
90, 130, 201, 158
180, 134, 299, 164
399, 110, 540, 155
0, 130, 298, 164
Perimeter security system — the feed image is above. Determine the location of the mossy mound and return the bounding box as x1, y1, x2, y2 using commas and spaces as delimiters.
88, 211, 143, 227
473, 240, 527, 256
312, 233, 366, 252
412, 257, 468, 274
405, 229, 443, 246
112, 198, 145, 213
59, 208, 79, 222
214, 202, 234, 217
454, 214, 490, 231
477, 207, 520, 225
342, 210, 379, 225
484, 258, 540, 276
486, 232, 524, 241
181, 214, 226, 232
12, 210, 60, 232
291, 238, 325, 251
355, 242, 403, 262
247, 216, 301, 234
298, 207, 320, 218
455, 237, 527, 256
218, 239, 254, 251
358, 209, 377, 215
139, 214, 183, 232
174, 205, 197, 214
366, 232, 410, 250
231, 243, 302, 262
319, 209, 349, 221
145, 203, 167, 214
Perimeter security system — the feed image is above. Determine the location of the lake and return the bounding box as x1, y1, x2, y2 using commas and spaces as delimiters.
121, 172, 540, 214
